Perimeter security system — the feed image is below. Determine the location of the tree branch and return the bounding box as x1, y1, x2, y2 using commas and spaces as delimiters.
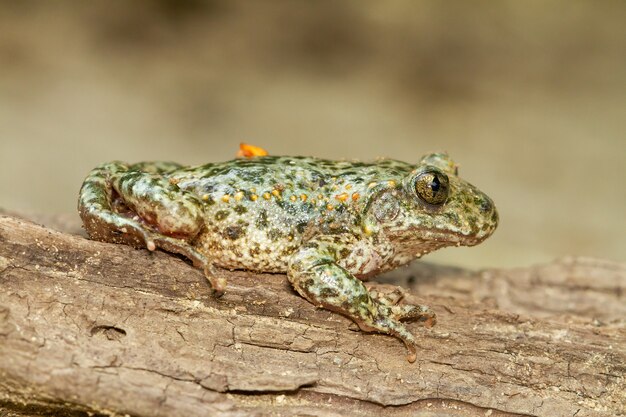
0, 214, 623, 416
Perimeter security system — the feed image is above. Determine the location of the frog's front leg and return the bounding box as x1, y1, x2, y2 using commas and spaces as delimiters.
287, 235, 435, 362
78, 162, 226, 294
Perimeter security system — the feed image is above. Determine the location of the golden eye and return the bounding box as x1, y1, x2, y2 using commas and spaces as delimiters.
414, 170, 449, 205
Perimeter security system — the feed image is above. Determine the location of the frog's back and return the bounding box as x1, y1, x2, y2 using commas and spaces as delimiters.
170, 156, 412, 272
172, 156, 412, 191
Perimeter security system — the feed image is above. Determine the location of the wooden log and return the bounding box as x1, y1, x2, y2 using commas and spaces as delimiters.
0, 214, 624, 416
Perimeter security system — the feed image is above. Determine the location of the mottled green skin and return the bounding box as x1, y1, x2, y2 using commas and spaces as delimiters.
78, 153, 498, 362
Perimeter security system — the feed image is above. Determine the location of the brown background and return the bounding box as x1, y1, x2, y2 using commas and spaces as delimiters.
1, 1, 625, 269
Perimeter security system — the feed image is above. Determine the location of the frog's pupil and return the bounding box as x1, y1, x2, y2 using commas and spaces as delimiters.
430, 176, 440, 193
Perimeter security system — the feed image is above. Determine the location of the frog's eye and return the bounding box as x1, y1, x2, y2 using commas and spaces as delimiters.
414, 170, 449, 205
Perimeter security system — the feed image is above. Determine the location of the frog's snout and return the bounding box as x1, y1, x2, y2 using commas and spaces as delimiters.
481, 195, 498, 225
471, 194, 498, 243
479, 196, 494, 214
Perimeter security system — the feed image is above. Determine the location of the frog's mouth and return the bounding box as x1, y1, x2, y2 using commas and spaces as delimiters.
385, 225, 495, 251
430, 226, 496, 246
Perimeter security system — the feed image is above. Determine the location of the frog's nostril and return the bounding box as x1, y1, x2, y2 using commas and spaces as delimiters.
479, 198, 492, 213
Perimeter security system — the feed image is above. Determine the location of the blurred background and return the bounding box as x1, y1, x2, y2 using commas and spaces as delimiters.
1, 1, 624, 269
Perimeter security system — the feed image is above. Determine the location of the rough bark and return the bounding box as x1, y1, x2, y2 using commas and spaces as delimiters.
0, 214, 624, 417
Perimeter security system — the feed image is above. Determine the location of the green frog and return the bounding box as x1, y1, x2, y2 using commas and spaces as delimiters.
78, 152, 498, 362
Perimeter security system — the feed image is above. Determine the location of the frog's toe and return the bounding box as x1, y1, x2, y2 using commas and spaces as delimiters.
368, 314, 419, 363
389, 303, 436, 326
145, 238, 156, 251
117, 222, 157, 251
205, 266, 227, 296
406, 344, 417, 363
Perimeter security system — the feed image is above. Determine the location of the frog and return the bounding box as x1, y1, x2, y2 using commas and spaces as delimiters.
78, 152, 498, 362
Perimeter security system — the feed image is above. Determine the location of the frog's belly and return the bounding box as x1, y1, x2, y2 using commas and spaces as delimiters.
195, 228, 301, 273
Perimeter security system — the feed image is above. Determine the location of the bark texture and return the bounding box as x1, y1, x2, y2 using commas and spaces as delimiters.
0, 214, 624, 417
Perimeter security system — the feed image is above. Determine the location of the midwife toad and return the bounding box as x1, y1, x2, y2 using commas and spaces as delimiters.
78, 152, 498, 362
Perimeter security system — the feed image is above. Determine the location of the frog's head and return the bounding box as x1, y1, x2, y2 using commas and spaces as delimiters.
363, 152, 498, 258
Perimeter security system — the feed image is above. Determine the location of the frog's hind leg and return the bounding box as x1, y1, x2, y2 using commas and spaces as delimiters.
288, 237, 430, 363
80, 162, 153, 247
78, 161, 226, 293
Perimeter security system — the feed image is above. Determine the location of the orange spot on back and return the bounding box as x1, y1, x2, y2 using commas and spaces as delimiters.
237, 143, 269, 158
